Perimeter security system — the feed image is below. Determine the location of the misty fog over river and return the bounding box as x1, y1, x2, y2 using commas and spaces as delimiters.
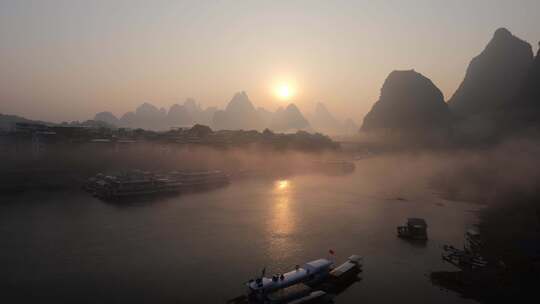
0, 159, 480, 304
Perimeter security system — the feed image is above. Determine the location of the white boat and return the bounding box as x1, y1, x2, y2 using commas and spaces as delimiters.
397, 218, 428, 240
239, 255, 362, 303
247, 259, 332, 295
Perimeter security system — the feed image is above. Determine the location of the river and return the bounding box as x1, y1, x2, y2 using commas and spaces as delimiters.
0, 160, 479, 303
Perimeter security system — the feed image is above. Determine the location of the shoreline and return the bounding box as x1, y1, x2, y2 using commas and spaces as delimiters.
431, 196, 540, 303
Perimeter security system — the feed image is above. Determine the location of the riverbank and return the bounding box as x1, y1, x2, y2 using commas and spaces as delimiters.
431, 195, 540, 303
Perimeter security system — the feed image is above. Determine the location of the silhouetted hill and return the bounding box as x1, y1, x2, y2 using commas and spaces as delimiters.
212, 92, 263, 130
362, 70, 451, 132
520, 45, 540, 103
97, 101, 201, 130
94, 112, 119, 126
270, 103, 311, 132
449, 28, 533, 117
0, 113, 116, 131
0, 113, 52, 130
182, 98, 215, 126
134, 102, 166, 130
311, 102, 343, 135
183, 98, 201, 116
119, 111, 136, 128
199, 107, 217, 126
503, 44, 540, 131
257, 107, 274, 127
167, 104, 193, 127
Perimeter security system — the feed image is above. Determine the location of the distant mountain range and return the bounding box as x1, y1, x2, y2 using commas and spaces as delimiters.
90, 91, 357, 134
361, 28, 540, 144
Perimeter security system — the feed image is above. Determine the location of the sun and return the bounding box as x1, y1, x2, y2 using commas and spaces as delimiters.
275, 84, 294, 100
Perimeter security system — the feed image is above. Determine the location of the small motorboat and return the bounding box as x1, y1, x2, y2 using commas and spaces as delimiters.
397, 218, 428, 241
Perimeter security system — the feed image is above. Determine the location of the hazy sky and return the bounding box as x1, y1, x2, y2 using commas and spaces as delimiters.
1, 0, 539, 123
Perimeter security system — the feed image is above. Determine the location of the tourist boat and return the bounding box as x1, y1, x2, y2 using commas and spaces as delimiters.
397, 218, 428, 240
229, 255, 362, 304
247, 259, 332, 297
84, 170, 229, 199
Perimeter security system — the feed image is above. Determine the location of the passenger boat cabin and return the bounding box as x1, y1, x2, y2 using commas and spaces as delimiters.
397, 218, 428, 240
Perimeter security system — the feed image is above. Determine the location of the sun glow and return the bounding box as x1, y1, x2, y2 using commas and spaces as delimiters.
276, 180, 290, 190
275, 84, 295, 100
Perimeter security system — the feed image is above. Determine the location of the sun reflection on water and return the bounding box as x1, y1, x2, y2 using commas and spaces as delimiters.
277, 179, 289, 190
267, 179, 298, 261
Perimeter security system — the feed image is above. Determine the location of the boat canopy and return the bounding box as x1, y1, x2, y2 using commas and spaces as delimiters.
466, 229, 480, 237
304, 259, 332, 273
407, 218, 427, 228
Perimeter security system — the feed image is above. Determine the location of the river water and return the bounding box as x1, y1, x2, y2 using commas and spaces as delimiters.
0, 160, 479, 304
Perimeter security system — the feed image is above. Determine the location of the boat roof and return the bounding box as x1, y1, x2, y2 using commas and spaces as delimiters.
407, 218, 427, 227
304, 259, 332, 272
466, 228, 480, 236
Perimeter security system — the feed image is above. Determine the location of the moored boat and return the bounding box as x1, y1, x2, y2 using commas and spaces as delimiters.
247, 259, 333, 297
397, 218, 428, 241
84, 169, 230, 200
228, 255, 362, 304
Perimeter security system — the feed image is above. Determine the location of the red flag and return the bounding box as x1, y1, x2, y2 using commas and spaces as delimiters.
329, 249, 335, 255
